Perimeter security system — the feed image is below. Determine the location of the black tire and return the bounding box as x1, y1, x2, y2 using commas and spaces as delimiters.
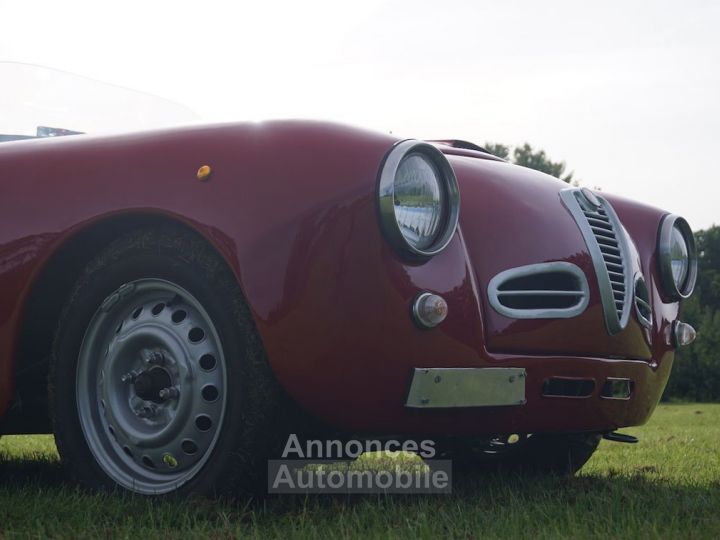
446, 432, 602, 478
508, 432, 602, 475
50, 226, 284, 496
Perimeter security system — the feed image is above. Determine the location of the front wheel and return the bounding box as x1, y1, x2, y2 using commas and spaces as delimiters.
442, 432, 602, 478
508, 432, 602, 475
50, 227, 282, 496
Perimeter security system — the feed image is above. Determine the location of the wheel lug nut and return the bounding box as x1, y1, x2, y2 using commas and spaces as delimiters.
145, 351, 165, 365
159, 387, 179, 400
136, 404, 158, 418
121, 370, 140, 383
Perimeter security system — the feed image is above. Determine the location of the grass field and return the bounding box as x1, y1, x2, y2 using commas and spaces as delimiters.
1, 403, 719, 539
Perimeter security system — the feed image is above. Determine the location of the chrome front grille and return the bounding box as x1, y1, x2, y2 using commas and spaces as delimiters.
580, 206, 626, 321
560, 188, 633, 335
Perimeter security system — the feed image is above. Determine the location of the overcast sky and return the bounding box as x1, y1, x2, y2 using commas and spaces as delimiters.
1, 0, 718, 229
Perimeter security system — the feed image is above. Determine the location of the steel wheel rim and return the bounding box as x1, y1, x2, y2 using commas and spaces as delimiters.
76, 278, 227, 494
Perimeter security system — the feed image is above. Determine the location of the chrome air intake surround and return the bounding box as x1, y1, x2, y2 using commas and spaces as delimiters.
487, 262, 590, 319
634, 275, 653, 329
560, 188, 634, 335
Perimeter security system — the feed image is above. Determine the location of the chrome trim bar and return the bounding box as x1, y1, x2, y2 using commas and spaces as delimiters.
377, 140, 460, 258
657, 214, 697, 299
487, 261, 590, 319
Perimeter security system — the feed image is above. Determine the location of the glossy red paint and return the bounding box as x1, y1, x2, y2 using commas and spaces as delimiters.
0, 121, 680, 436
455, 157, 655, 360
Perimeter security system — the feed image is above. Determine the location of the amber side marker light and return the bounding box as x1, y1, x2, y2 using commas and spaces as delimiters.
412, 292, 448, 329
197, 165, 212, 181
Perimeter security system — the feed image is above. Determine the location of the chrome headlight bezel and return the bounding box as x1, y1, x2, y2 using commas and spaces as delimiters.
377, 140, 460, 258
657, 214, 697, 300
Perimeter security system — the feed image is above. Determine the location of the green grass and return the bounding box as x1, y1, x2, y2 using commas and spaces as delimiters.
1, 404, 719, 539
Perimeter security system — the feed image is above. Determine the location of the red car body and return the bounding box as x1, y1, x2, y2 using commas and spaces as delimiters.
0, 121, 681, 438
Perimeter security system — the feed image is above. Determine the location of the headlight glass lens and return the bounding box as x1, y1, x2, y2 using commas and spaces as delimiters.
670, 224, 689, 287
393, 153, 444, 250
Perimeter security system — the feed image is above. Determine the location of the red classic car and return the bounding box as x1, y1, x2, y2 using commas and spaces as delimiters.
0, 66, 697, 496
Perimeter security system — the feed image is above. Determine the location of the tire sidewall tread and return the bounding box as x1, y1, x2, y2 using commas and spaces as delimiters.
50, 226, 282, 497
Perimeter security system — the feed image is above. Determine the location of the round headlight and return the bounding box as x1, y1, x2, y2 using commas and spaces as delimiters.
658, 215, 697, 299
669, 225, 689, 285
394, 153, 444, 250
378, 141, 460, 257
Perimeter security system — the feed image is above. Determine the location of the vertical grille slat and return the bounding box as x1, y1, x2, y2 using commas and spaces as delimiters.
601, 253, 623, 263
600, 246, 622, 256
595, 234, 618, 243
593, 229, 618, 240
560, 189, 632, 334
587, 218, 613, 229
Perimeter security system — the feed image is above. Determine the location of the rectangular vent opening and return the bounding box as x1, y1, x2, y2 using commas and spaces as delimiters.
542, 377, 595, 398
497, 270, 584, 310
601, 378, 634, 400
498, 271, 579, 292
499, 292, 581, 310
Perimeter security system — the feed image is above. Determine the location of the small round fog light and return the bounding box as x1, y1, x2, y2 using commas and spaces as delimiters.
412, 292, 448, 329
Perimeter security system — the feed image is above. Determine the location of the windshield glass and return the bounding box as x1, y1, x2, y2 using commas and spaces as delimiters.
0, 63, 199, 140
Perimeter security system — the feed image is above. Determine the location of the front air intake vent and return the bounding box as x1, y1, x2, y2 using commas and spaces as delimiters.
488, 262, 589, 319
634, 276, 652, 328
542, 377, 595, 398
560, 189, 633, 335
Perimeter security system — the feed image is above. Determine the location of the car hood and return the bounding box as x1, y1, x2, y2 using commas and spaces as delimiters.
448, 154, 653, 360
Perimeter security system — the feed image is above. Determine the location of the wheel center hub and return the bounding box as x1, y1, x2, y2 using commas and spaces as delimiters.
133, 367, 172, 403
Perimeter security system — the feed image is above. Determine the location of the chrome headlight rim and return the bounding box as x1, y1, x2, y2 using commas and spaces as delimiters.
377, 140, 460, 258
658, 214, 697, 300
